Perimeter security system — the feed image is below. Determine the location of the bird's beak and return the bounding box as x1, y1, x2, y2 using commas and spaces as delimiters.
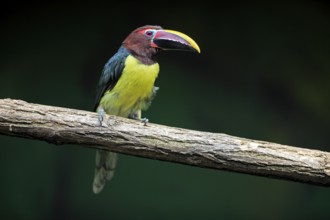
151, 29, 201, 53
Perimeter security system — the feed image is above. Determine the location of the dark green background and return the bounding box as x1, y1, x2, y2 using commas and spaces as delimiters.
1, 1, 330, 220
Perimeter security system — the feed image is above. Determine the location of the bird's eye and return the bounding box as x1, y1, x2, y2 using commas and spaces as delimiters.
144, 30, 154, 37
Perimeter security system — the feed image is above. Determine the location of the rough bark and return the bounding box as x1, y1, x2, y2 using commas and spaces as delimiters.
0, 98, 329, 186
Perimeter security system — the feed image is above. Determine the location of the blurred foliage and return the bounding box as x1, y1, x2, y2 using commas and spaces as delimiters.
1, 1, 330, 220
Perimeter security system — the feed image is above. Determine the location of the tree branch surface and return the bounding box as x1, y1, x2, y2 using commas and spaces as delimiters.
0, 98, 329, 186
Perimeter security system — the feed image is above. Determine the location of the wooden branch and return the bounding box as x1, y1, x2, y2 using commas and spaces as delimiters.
0, 98, 329, 186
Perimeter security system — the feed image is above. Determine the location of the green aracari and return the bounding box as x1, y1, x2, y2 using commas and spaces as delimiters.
93, 25, 200, 194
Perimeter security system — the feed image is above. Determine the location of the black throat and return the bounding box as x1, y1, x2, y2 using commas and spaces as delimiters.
127, 47, 160, 65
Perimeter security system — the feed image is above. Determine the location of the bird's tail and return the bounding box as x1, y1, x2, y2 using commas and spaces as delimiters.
92, 150, 118, 194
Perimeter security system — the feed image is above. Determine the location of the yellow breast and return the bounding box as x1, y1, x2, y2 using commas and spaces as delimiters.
100, 55, 159, 117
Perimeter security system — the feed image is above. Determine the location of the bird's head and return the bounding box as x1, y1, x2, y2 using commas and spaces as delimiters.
123, 25, 200, 64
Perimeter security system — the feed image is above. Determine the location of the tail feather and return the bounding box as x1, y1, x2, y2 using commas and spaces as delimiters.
93, 150, 118, 194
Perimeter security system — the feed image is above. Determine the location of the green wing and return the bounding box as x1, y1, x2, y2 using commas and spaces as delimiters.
93, 46, 129, 111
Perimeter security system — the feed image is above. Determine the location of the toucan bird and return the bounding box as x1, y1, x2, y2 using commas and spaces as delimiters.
93, 25, 200, 194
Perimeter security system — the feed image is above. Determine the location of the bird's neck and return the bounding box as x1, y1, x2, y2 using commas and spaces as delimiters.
123, 44, 159, 65
132, 53, 158, 65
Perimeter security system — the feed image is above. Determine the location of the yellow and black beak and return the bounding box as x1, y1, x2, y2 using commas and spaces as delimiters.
151, 29, 201, 53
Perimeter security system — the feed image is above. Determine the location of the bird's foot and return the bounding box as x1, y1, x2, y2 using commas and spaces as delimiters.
129, 111, 148, 126
97, 107, 105, 126
141, 118, 149, 126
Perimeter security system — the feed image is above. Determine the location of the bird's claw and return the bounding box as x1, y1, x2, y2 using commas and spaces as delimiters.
98, 108, 105, 126
141, 118, 149, 126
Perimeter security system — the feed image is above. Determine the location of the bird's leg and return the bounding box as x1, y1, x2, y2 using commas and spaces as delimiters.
130, 110, 148, 126
140, 118, 149, 126
97, 107, 105, 126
